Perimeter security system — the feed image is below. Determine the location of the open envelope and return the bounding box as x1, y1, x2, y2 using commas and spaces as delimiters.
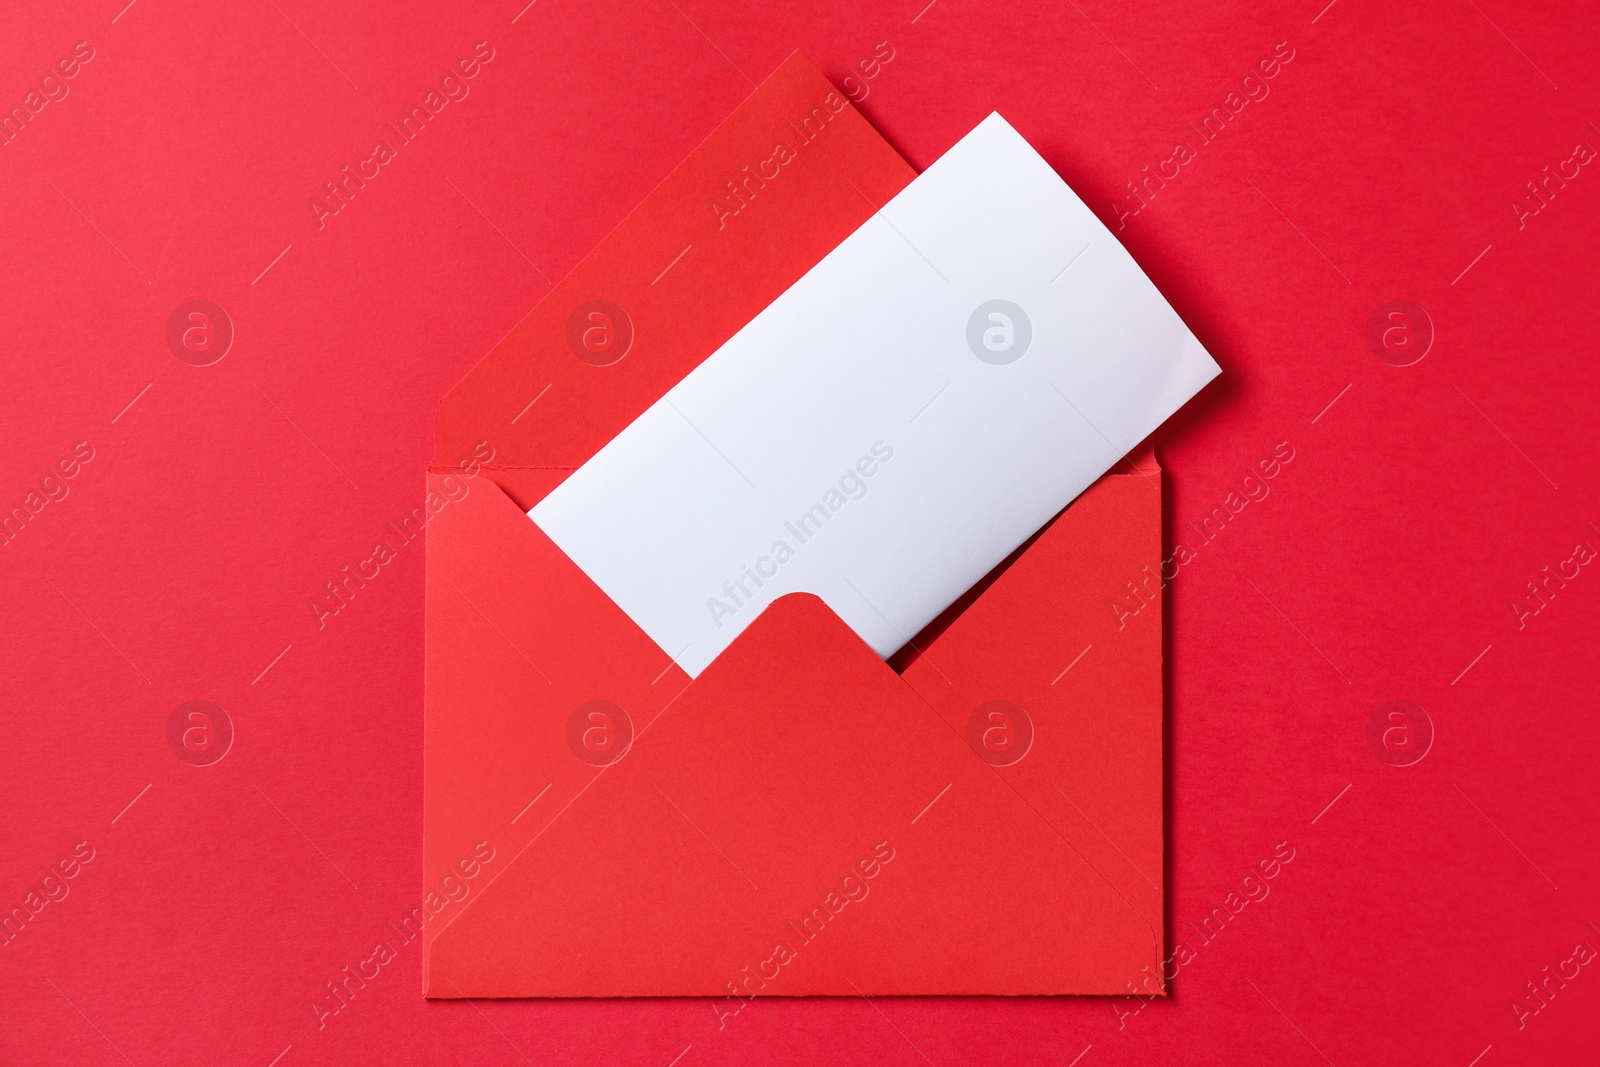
424, 53, 1166, 997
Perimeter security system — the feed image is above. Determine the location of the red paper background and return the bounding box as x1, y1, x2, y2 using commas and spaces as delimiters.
3, 0, 1597, 1064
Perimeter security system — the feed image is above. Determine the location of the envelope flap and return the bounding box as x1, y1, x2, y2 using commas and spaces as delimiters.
423, 469, 690, 926
902, 461, 1165, 932
427, 590, 1157, 996
433, 52, 916, 509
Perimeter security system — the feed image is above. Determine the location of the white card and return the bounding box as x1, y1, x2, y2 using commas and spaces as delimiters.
530, 113, 1219, 677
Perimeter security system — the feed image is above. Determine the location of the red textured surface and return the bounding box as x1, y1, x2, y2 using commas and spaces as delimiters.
3, 0, 1597, 1064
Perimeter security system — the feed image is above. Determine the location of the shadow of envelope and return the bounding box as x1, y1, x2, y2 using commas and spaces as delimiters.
422, 52, 1164, 998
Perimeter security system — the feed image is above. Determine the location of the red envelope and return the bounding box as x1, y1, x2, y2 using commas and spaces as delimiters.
423, 53, 1164, 998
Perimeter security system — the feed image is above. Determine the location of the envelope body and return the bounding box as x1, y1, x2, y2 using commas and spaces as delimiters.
424, 53, 1165, 998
